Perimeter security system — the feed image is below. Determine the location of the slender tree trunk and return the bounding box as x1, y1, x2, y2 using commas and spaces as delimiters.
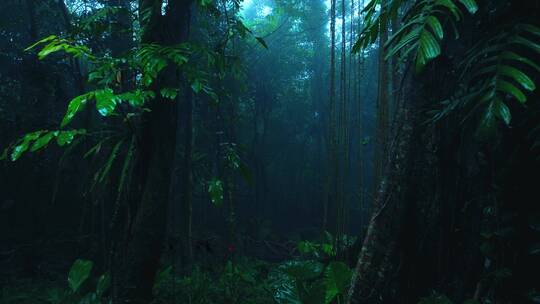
325, 0, 337, 234
375, 0, 390, 185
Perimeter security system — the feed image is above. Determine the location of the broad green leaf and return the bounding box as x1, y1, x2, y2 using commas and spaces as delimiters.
38, 44, 63, 60
30, 131, 56, 152
324, 262, 352, 304
57, 130, 85, 146
62, 93, 92, 128
11, 131, 46, 161
68, 259, 93, 292
95, 88, 118, 116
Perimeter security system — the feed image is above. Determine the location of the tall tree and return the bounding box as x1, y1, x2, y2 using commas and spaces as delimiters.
325, 0, 337, 233
374, 0, 389, 185
118, 0, 194, 302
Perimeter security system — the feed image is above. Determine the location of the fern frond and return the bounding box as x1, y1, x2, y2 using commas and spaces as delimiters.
385, 0, 478, 73
434, 23, 540, 134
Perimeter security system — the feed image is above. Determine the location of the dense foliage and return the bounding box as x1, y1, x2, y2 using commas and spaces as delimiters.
0, 0, 538, 303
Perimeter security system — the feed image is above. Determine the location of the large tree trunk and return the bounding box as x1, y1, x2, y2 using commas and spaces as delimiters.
346, 68, 420, 303
118, 0, 193, 302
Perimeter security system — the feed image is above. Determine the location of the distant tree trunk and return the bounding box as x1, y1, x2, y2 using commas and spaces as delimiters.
335, 0, 348, 254
305, 0, 327, 231
325, 0, 337, 233
118, 0, 193, 302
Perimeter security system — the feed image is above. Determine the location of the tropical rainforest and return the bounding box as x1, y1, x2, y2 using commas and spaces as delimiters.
0, 0, 539, 303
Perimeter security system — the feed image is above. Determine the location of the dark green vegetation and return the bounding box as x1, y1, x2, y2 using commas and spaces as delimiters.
1, 0, 539, 303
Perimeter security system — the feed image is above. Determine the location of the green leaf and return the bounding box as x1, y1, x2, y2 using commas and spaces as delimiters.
435, 0, 461, 21
498, 65, 536, 91
478, 102, 497, 136
458, 0, 478, 14
11, 131, 46, 161
496, 80, 527, 103
68, 259, 93, 293
208, 178, 224, 206
512, 36, 540, 54
61, 93, 92, 128
57, 129, 85, 146
95, 88, 118, 116
160, 88, 179, 99
96, 273, 111, 297
298, 241, 316, 255
25, 35, 57, 51
416, 30, 441, 72
385, 27, 422, 59
30, 131, 56, 152
197, 0, 212, 7
191, 79, 203, 93
324, 262, 352, 304
500, 51, 540, 73
0, 147, 7, 161
37, 44, 64, 60
493, 99, 512, 125
427, 16, 444, 40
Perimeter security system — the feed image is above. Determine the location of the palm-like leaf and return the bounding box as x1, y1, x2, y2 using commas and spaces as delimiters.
385, 0, 477, 73
434, 24, 540, 133
353, 0, 477, 73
